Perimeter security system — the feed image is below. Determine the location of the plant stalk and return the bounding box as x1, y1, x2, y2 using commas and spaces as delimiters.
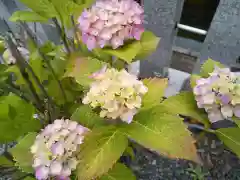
6, 36, 53, 121
52, 18, 71, 54
21, 22, 67, 103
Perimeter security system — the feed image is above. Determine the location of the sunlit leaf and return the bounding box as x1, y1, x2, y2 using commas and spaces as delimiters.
77, 126, 128, 180
6, 66, 25, 85
71, 105, 105, 129
0, 94, 41, 143
122, 107, 199, 162
216, 128, 240, 157
102, 41, 141, 64
161, 92, 209, 126
0, 155, 14, 167
100, 163, 136, 180
9, 132, 37, 173
9, 11, 48, 22
135, 31, 160, 60
142, 78, 168, 109
200, 58, 225, 78
51, 0, 84, 28
19, 0, 57, 18
65, 55, 106, 87
190, 74, 201, 89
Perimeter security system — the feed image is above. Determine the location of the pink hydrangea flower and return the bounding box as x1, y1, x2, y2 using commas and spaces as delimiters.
78, 0, 144, 50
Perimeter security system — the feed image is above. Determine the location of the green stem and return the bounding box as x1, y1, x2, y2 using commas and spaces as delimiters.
27, 26, 67, 101
6, 36, 52, 122
21, 22, 67, 103
71, 16, 81, 51
52, 18, 71, 54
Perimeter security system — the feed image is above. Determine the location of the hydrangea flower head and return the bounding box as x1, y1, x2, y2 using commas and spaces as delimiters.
193, 67, 240, 123
78, 0, 144, 50
31, 119, 89, 180
83, 67, 148, 123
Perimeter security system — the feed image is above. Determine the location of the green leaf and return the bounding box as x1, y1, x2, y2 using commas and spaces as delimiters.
51, 0, 83, 28
232, 116, 240, 128
200, 58, 225, 78
24, 177, 36, 180
102, 41, 141, 64
142, 78, 168, 109
71, 105, 105, 129
0, 94, 41, 143
29, 59, 49, 82
0, 155, 14, 167
9, 11, 48, 22
77, 126, 128, 180
135, 31, 160, 60
190, 74, 201, 89
6, 66, 25, 85
161, 92, 210, 126
100, 163, 136, 180
19, 0, 57, 18
65, 55, 106, 87
0, 40, 5, 54
123, 108, 199, 162
216, 128, 240, 157
9, 132, 37, 173
123, 146, 135, 160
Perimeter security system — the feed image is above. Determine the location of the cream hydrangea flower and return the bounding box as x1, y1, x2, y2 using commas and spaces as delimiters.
83, 68, 148, 123
193, 67, 240, 123
31, 119, 89, 180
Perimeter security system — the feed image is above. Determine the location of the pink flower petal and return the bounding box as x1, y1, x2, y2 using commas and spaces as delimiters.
131, 25, 144, 40
111, 36, 124, 49
86, 35, 97, 50
35, 166, 49, 180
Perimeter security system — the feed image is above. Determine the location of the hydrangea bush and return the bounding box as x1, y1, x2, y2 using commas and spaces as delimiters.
2, 0, 236, 180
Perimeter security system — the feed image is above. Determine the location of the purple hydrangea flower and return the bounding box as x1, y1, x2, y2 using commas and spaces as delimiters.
31, 119, 89, 180
193, 67, 240, 123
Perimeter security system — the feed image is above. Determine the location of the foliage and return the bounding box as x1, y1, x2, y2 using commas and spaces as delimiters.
77, 126, 128, 180
200, 58, 225, 78
161, 92, 210, 126
99, 163, 136, 180
142, 78, 168, 109
164, 58, 240, 158
122, 108, 199, 162
0, 1, 203, 179
101, 31, 160, 64
9, 133, 37, 173
0, 94, 40, 143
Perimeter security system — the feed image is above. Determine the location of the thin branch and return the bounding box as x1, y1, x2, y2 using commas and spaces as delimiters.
2, 83, 40, 110
52, 18, 71, 54
21, 22, 67, 102
71, 16, 80, 51
6, 37, 43, 108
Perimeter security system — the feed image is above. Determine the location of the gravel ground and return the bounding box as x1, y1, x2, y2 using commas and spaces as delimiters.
129, 133, 240, 180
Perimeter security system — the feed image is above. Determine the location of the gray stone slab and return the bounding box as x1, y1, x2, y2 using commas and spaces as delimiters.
140, 0, 185, 78
194, 0, 240, 72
